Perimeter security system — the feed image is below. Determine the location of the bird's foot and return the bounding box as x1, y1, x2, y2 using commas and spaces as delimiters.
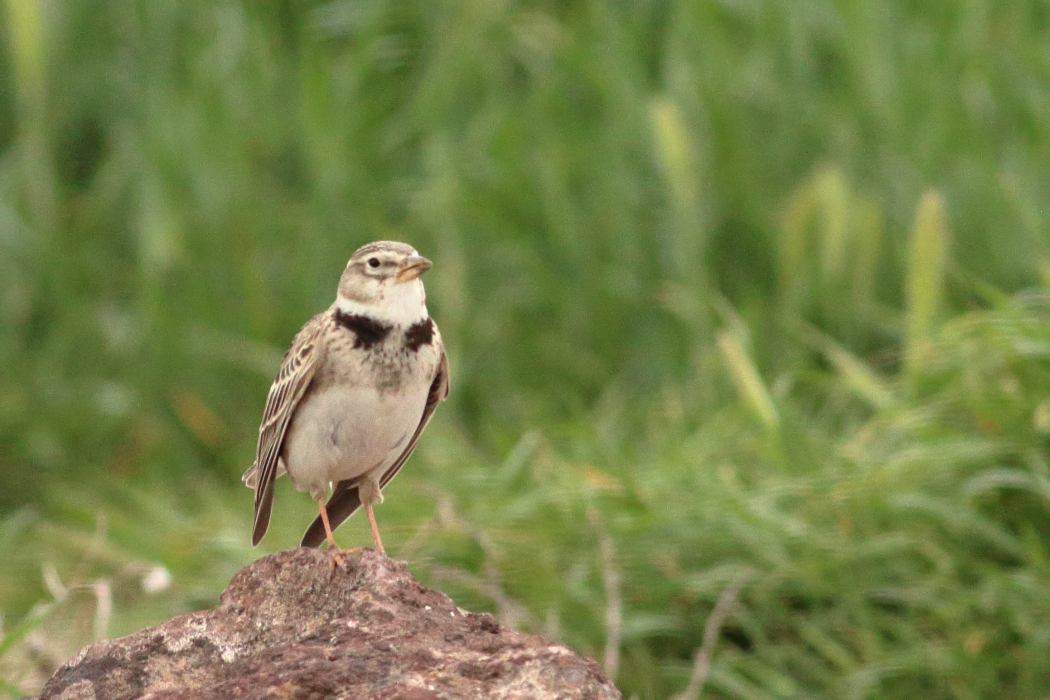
326, 547, 345, 569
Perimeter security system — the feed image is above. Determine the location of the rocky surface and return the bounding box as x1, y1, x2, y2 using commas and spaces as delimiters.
38, 548, 620, 700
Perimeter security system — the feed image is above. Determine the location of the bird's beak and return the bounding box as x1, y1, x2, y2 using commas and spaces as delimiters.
395, 255, 432, 283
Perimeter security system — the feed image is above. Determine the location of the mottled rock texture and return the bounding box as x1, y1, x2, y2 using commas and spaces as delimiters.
39, 548, 620, 700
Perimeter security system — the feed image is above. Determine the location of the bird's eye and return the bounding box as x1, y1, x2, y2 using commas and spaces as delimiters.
368, 257, 381, 268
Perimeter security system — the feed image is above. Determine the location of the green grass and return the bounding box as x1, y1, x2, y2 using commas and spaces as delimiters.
2, 1, 1050, 697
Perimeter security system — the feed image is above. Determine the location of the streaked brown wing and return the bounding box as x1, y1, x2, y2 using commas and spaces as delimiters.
301, 346, 449, 547
251, 318, 325, 545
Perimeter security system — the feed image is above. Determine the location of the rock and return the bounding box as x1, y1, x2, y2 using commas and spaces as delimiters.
39, 548, 621, 700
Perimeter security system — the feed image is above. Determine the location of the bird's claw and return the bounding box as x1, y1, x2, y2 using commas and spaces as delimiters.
327, 548, 345, 569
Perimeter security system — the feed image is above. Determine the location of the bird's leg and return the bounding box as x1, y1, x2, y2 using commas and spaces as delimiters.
366, 504, 384, 554
315, 496, 344, 567
359, 477, 386, 554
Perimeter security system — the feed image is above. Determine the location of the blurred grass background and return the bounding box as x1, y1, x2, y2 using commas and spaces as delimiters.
2, 0, 1050, 697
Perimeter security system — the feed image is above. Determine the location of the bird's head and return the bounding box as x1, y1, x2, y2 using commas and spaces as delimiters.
336, 241, 432, 324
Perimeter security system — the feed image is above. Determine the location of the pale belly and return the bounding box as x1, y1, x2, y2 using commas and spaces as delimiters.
282, 381, 429, 499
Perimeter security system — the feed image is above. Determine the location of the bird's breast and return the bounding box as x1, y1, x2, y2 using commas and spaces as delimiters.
281, 341, 438, 496
283, 381, 430, 493
325, 318, 440, 393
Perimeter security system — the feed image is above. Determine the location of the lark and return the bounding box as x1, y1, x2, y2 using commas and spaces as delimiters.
243, 241, 449, 560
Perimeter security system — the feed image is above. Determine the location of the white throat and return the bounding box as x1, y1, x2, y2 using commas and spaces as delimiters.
336, 280, 428, 326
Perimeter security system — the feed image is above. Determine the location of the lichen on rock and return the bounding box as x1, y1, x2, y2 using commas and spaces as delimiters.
39, 548, 621, 700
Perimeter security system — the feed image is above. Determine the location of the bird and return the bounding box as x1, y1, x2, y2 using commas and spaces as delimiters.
243, 241, 449, 561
